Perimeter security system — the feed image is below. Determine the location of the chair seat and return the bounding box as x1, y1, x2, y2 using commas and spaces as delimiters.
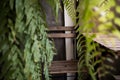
49, 60, 78, 74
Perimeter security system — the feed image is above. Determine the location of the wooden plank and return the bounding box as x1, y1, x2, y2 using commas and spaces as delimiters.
48, 33, 75, 38
83, 33, 120, 51
48, 26, 74, 31
49, 60, 78, 74
93, 33, 120, 51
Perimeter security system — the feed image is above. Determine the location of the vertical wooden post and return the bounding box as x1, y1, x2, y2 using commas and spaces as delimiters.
64, 7, 75, 80
41, 62, 45, 80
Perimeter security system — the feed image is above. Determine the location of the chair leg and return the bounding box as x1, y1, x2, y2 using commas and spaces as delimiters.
41, 62, 45, 80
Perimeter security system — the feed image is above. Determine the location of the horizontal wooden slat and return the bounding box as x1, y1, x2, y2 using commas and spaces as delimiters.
48, 33, 75, 38
83, 33, 120, 51
93, 33, 120, 51
49, 60, 78, 74
48, 26, 74, 31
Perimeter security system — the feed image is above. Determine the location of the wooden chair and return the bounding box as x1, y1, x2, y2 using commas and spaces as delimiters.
47, 26, 78, 74
47, 27, 120, 79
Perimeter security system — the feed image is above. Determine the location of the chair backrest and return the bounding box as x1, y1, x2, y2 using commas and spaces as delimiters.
47, 26, 78, 74
48, 26, 75, 38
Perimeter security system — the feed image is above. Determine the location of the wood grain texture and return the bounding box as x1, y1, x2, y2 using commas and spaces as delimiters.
48, 26, 74, 31
48, 33, 75, 38
49, 60, 78, 74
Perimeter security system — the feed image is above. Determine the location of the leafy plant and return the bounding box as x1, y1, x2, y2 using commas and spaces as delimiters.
64, 0, 120, 80
0, 0, 60, 80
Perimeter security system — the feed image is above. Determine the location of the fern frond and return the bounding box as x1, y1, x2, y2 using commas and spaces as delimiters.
45, 0, 60, 21
0, 0, 58, 80
63, 0, 76, 23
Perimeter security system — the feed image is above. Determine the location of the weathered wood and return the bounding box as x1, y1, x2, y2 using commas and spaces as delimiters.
48, 33, 75, 38
48, 26, 77, 74
49, 60, 78, 74
83, 33, 120, 51
48, 26, 75, 38
93, 33, 120, 52
48, 26, 74, 31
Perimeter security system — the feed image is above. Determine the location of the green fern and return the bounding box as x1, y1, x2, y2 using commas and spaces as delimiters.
63, 0, 76, 23
0, 0, 60, 80
64, 0, 119, 80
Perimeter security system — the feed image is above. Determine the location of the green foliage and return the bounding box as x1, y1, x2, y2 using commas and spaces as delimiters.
0, 0, 60, 80
63, 0, 76, 23
76, 0, 120, 80
45, 0, 60, 21
64, 0, 120, 80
